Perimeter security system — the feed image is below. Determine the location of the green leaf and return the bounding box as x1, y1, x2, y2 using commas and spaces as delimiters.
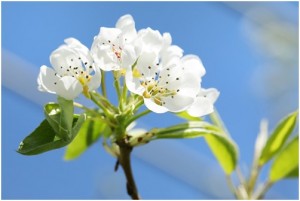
269, 136, 299, 182
44, 103, 68, 139
259, 111, 298, 165
176, 111, 202, 121
18, 114, 86, 156
57, 96, 74, 132
71, 114, 87, 137
64, 117, 107, 160
17, 120, 69, 155
285, 167, 299, 178
153, 121, 238, 174
204, 134, 238, 175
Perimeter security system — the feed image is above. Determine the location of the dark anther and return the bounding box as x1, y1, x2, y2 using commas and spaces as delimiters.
176, 77, 179, 80
137, 137, 143, 142
114, 160, 120, 172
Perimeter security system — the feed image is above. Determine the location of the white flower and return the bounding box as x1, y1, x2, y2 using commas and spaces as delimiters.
91, 14, 137, 71
126, 51, 206, 113
134, 28, 164, 56
187, 88, 220, 117
37, 38, 101, 100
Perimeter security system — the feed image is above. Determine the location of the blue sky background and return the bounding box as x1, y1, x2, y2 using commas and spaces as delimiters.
2, 2, 298, 199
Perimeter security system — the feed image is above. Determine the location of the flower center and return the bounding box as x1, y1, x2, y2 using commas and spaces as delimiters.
56, 57, 94, 97
141, 80, 177, 106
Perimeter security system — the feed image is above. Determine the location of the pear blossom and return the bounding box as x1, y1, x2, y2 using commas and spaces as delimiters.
187, 88, 220, 117
126, 50, 206, 113
91, 15, 137, 71
37, 38, 101, 100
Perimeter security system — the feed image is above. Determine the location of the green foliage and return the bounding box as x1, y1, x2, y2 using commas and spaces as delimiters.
259, 111, 298, 166
153, 121, 238, 174
269, 136, 299, 182
57, 96, 74, 135
205, 134, 238, 175
64, 117, 109, 160
18, 97, 86, 155
17, 120, 69, 155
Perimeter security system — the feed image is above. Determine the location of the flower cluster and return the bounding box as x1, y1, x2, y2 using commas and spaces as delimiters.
38, 14, 219, 117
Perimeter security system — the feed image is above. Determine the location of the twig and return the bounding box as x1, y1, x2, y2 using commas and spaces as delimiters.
117, 140, 141, 200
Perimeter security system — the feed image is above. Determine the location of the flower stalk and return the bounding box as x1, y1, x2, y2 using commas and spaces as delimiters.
117, 139, 140, 200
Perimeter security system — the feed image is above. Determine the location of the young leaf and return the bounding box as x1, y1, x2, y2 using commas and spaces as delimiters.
57, 96, 74, 133
64, 117, 107, 160
205, 134, 238, 175
44, 103, 68, 139
259, 111, 298, 166
17, 120, 69, 155
153, 121, 238, 174
269, 136, 299, 182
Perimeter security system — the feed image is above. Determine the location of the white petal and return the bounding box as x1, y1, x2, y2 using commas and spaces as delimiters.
91, 45, 120, 71
64, 37, 89, 55
135, 28, 163, 55
116, 14, 137, 42
162, 32, 172, 46
56, 76, 82, 100
50, 46, 83, 75
95, 27, 122, 45
121, 44, 137, 70
64, 37, 93, 67
88, 68, 101, 91
125, 70, 145, 95
187, 88, 220, 117
163, 94, 195, 112
37, 65, 59, 93
144, 98, 168, 113
182, 55, 206, 77
161, 45, 183, 66
135, 51, 159, 80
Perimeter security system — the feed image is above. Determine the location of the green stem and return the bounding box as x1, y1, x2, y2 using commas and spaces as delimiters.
125, 110, 151, 128
122, 81, 128, 104
113, 72, 122, 105
89, 92, 112, 116
73, 102, 100, 116
117, 140, 140, 200
247, 165, 261, 197
225, 175, 239, 199
254, 180, 273, 199
101, 70, 107, 98
236, 165, 246, 187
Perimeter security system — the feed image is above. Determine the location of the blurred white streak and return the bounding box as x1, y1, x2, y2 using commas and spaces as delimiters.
3, 49, 232, 199
2, 49, 56, 105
